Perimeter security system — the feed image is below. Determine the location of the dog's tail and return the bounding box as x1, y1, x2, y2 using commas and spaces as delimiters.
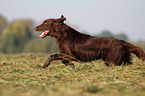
121, 40, 145, 61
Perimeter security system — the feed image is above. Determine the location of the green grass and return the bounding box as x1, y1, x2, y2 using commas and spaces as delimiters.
0, 53, 145, 96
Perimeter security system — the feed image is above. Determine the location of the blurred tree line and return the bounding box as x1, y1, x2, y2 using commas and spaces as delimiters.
0, 14, 145, 54
0, 15, 58, 54
96, 30, 128, 41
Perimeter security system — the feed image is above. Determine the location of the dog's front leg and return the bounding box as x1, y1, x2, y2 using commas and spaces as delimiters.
42, 54, 61, 68
42, 53, 77, 68
62, 60, 75, 69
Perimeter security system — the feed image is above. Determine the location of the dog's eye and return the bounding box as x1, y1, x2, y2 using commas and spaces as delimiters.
44, 21, 47, 24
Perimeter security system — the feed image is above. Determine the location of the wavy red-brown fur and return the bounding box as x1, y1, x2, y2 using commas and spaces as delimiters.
120, 40, 145, 61
35, 15, 145, 68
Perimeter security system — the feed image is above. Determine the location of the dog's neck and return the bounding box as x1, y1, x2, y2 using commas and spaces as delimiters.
55, 24, 91, 53
55, 24, 91, 43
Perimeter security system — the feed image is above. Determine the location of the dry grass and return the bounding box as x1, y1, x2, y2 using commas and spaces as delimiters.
0, 53, 145, 96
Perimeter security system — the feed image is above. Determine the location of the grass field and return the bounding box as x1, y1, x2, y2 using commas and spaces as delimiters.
0, 53, 145, 96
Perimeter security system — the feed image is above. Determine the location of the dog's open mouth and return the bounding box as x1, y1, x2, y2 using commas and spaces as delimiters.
39, 30, 50, 38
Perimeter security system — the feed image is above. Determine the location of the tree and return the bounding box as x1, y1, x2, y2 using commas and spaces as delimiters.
0, 19, 33, 53
116, 33, 128, 41
98, 30, 114, 37
23, 37, 59, 53
0, 15, 8, 34
96, 30, 129, 41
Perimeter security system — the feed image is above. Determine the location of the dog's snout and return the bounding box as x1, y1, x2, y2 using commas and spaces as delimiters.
34, 27, 37, 31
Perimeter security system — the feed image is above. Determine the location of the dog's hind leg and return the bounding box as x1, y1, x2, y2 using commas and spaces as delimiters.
42, 53, 77, 68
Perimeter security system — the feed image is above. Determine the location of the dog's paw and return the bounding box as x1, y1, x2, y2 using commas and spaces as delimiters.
42, 66, 47, 68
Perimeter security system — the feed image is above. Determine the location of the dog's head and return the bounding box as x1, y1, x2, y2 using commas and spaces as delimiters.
34, 15, 66, 38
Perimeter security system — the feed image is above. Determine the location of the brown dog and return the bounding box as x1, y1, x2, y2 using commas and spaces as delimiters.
35, 15, 145, 68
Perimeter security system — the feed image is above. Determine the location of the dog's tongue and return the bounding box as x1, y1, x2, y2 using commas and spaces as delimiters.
39, 30, 49, 38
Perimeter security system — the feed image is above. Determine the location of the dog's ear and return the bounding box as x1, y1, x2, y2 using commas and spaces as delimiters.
60, 15, 66, 22
58, 15, 66, 25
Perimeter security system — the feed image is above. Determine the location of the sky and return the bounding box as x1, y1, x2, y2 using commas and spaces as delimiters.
0, 0, 145, 41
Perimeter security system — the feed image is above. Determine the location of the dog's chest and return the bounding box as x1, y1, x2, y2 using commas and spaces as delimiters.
57, 41, 71, 54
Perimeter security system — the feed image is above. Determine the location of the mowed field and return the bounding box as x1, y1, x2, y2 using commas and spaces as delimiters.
0, 53, 145, 96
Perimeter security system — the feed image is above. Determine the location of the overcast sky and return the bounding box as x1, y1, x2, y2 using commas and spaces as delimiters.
0, 0, 145, 41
